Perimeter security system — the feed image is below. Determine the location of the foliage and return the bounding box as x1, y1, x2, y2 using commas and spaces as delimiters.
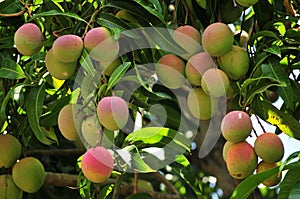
0, 0, 300, 199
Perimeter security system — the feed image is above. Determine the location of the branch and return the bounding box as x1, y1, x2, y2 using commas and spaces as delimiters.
25, 149, 85, 156
283, 0, 297, 16
153, 172, 179, 195
43, 172, 187, 199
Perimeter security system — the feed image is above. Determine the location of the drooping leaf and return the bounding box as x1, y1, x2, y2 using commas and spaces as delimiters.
252, 98, 300, 140
289, 182, 300, 199
26, 82, 56, 145
29, 10, 89, 24
261, 58, 294, 109
278, 167, 300, 199
231, 161, 300, 199
106, 62, 131, 92
0, 59, 26, 79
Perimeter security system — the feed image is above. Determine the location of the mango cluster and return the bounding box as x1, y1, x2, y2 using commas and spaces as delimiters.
57, 96, 129, 183
0, 134, 45, 198
155, 22, 250, 120
221, 111, 284, 186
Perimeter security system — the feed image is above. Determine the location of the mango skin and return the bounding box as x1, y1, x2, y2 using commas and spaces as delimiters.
226, 141, 258, 179
173, 25, 201, 59
14, 23, 43, 56
81, 115, 101, 147
218, 45, 250, 80
254, 133, 284, 163
52, 34, 83, 63
12, 157, 45, 193
256, 161, 281, 187
185, 52, 215, 86
156, 54, 185, 89
45, 49, 77, 80
81, 146, 114, 183
201, 22, 234, 57
84, 27, 119, 62
222, 141, 234, 162
97, 96, 129, 131
0, 134, 22, 168
0, 175, 23, 199
221, 111, 252, 143
58, 104, 78, 141
99, 58, 121, 76
187, 87, 218, 120
201, 68, 229, 97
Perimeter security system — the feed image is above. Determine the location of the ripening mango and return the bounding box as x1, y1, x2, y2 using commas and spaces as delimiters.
12, 157, 45, 193
156, 54, 186, 89
201, 22, 234, 57
58, 104, 78, 141
185, 52, 215, 86
84, 27, 119, 62
0, 134, 22, 168
226, 141, 258, 179
0, 174, 23, 199
97, 96, 129, 131
254, 133, 284, 163
52, 34, 83, 63
81, 146, 114, 183
14, 23, 43, 56
45, 49, 77, 80
221, 110, 252, 143
256, 161, 282, 187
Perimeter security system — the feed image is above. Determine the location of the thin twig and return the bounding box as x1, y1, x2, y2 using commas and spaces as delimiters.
134, 171, 138, 194
0, 9, 25, 17
112, 174, 122, 199
254, 114, 266, 133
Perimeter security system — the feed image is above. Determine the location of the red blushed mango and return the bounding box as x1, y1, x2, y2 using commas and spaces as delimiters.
45, 49, 77, 80
222, 141, 234, 162
84, 27, 119, 62
173, 25, 201, 59
254, 133, 284, 163
201, 68, 229, 97
221, 110, 252, 143
58, 104, 78, 141
256, 161, 281, 187
156, 54, 186, 89
0, 134, 22, 168
97, 96, 129, 131
81, 146, 114, 183
52, 34, 83, 63
226, 141, 258, 179
14, 23, 43, 56
185, 52, 215, 86
202, 22, 234, 57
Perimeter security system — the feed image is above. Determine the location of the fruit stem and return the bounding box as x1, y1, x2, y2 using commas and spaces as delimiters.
254, 114, 266, 133
112, 174, 123, 199
134, 171, 138, 194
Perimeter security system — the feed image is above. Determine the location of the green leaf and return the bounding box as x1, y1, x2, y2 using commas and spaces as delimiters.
26, 82, 56, 145
278, 167, 300, 199
30, 10, 89, 24
117, 145, 156, 173
231, 161, 300, 199
261, 59, 294, 109
248, 30, 278, 46
252, 98, 300, 140
289, 182, 300, 199
263, 44, 281, 57
0, 59, 26, 79
106, 62, 131, 92
79, 49, 96, 75
241, 76, 286, 106
98, 184, 114, 199
0, 0, 23, 14
125, 192, 152, 199
97, 13, 140, 38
